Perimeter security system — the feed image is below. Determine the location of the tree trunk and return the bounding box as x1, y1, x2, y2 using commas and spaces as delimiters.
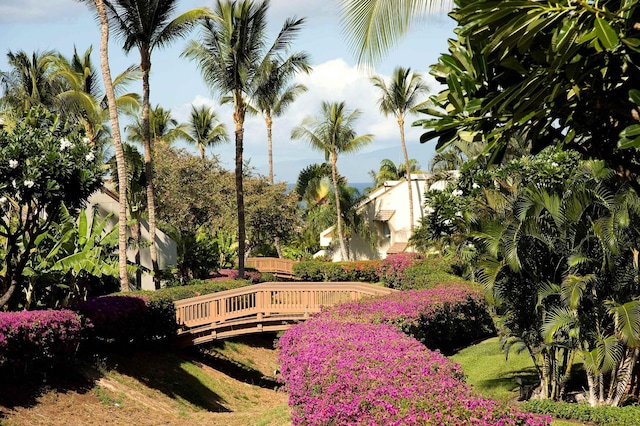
266, 113, 274, 184
140, 52, 160, 289
131, 219, 142, 289
234, 103, 246, 278
587, 370, 598, 406
331, 151, 348, 261
610, 347, 639, 406
95, 0, 129, 291
398, 115, 415, 233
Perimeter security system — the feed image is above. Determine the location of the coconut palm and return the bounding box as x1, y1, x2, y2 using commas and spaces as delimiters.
183, 0, 307, 276
252, 57, 310, 183
291, 101, 373, 260
48, 46, 140, 147
184, 105, 229, 160
339, 0, 446, 65
369, 158, 421, 189
75, 0, 131, 291
371, 67, 427, 231
104, 0, 208, 288
126, 104, 188, 147
0, 50, 64, 120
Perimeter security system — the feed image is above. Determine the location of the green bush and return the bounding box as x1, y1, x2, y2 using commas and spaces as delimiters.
293, 260, 380, 282
523, 399, 640, 425
126, 279, 252, 302
401, 260, 463, 290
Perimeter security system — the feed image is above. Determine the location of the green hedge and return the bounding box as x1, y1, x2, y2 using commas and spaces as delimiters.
522, 399, 640, 425
293, 260, 380, 282
125, 279, 252, 302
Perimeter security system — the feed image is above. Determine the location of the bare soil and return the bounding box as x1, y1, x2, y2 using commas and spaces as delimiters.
0, 334, 290, 426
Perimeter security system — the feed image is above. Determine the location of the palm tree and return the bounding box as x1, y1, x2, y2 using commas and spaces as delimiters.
183, 0, 307, 277
104, 0, 208, 288
252, 57, 310, 184
369, 158, 421, 189
338, 0, 445, 65
0, 50, 63, 119
371, 67, 428, 231
184, 105, 229, 159
48, 46, 140, 147
291, 101, 373, 260
126, 104, 188, 147
77, 0, 131, 291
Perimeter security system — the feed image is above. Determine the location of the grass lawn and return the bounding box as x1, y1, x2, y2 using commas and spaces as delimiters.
450, 337, 587, 426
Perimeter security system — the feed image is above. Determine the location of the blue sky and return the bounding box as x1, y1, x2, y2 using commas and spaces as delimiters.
0, 0, 457, 184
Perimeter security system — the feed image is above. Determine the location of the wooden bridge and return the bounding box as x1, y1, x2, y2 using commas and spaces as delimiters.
174, 282, 394, 346
246, 257, 296, 279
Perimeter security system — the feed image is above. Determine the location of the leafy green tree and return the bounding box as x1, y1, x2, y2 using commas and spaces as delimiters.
252, 56, 310, 183
0, 107, 104, 309
104, 0, 208, 288
372, 66, 428, 231
292, 101, 374, 260
183, 0, 307, 276
183, 105, 229, 160
419, 0, 640, 193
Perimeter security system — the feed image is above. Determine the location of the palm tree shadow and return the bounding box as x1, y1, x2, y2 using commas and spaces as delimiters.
475, 367, 539, 400
111, 350, 230, 412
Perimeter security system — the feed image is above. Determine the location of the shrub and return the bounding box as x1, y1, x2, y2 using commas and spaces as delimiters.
522, 400, 640, 425
318, 282, 495, 354
214, 268, 261, 283
293, 260, 380, 282
376, 252, 423, 288
126, 279, 251, 302
74, 295, 176, 347
0, 309, 83, 375
278, 318, 548, 426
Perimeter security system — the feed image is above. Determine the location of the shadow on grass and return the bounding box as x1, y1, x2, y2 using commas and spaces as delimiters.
0, 366, 95, 415
188, 347, 280, 390
110, 349, 230, 412
476, 366, 540, 400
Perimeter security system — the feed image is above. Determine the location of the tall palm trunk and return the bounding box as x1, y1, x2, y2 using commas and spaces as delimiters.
140, 50, 160, 289
331, 150, 349, 260
234, 102, 247, 278
95, 0, 129, 291
266, 112, 283, 257
266, 113, 274, 184
398, 114, 414, 232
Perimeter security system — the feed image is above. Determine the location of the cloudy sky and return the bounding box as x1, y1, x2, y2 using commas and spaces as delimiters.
0, 0, 457, 184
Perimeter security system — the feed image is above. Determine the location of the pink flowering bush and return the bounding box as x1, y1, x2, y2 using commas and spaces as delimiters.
376, 253, 424, 288
0, 309, 83, 375
74, 295, 177, 347
278, 319, 549, 425
213, 268, 261, 283
318, 283, 494, 354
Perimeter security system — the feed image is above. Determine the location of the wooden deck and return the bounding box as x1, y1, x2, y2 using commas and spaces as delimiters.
174, 282, 394, 346
245, 257, 296, 279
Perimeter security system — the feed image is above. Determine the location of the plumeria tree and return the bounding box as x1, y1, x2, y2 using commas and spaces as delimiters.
0, 107, 104, 309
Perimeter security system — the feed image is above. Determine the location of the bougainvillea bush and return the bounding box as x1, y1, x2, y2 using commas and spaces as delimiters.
0, 309, 83, 375
74, 295, 177, 347
277, 319, 549, 426
319, 283, 495, 354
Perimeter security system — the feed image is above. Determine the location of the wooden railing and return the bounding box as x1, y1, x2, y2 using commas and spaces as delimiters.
174, 282, 394, 346
246, 257, 296, 277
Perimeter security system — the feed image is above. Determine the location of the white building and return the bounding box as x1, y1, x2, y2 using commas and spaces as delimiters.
318, 173, 455, 261
86, 185, 177, 290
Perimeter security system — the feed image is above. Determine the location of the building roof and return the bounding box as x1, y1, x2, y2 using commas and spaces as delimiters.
374, 210, 395, 221
386, 242, 408, 254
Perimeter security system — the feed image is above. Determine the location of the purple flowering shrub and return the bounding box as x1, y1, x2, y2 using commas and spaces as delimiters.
0, 309, 83, 374
213, 268, 261, 283
74, 295, 177, 346
319, 283, 495, 354
376, 253, 423, 288
277, 319, 549, 425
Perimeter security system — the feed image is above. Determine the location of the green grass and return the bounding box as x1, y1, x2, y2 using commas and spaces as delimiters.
450, 337, 538, 402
